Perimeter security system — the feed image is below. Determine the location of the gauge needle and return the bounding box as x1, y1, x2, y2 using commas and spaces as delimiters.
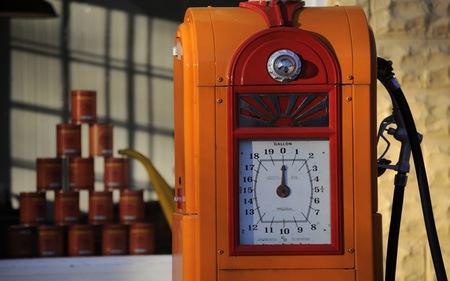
276, 165, 291, 198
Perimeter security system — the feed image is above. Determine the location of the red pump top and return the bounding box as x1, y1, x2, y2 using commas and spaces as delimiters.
240, 0, 305, 27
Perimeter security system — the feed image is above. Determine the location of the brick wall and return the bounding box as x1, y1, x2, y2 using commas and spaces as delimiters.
329, 0, 450, 279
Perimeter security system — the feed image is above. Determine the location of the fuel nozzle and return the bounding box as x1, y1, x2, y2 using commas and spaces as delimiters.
376, 58, 423, 183
377, 58, 399, 91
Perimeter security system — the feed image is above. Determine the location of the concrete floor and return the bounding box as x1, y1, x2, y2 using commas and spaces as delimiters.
0, 255, 171, 281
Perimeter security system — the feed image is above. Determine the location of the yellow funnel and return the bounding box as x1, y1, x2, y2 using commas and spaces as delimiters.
118, 148, 174, 230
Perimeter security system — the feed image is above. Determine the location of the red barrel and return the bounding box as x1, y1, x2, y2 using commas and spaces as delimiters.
56, 124, 81, 157
20, 192, 46, 225
89, 124, 113, 157
69, 157, 94, 191
88, 191, 114, 224
129, 223, 155, 255
119, 190, 145, 224
104, 157, 129, 190
7, 225, 35, 258
37, 225, 64, 257
36, 158, 62, 191
54, 190, 80, 225
68, 225, 95, 256
102, 224, 128, 255
71, 90, 96, 124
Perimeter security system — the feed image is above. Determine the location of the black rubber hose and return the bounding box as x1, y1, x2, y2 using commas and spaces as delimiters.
385, 183, 405, 281
385, 173, 407, 281
377, 57, 448, 281
390, 87, 447, 281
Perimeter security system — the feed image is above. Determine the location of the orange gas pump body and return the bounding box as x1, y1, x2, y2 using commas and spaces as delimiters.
173, 4, 382, 281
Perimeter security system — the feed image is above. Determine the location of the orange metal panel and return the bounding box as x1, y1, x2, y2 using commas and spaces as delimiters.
172, 213, 198, 281
352, 84, 381, 281
194, 87, 218, 281
208, 8, 267, 86
294, 6, 373, 85
182, 9, 216, 87
174, 14, 220, 280
295, 7, 353, 84
336, 84, 381, 281
218, 269, 355, 281
173, 34, 186, 214
345, 7, 376, 85
340, 85, 357, 262
174, 23, 197, 214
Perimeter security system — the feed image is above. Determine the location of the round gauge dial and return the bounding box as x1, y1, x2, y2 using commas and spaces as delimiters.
267, 49, 302, 82
238, 139, 331, 246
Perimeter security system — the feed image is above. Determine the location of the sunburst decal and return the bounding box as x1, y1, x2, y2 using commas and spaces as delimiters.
238, 93, 329, 127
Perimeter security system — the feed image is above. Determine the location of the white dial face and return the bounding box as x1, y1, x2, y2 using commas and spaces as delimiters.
238, 139, 331, 246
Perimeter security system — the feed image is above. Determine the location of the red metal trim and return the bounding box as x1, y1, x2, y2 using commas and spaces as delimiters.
227, 85, 342, 256
227, 23, 342, 256
228, 27, 341, 86
239, 1, 305, 27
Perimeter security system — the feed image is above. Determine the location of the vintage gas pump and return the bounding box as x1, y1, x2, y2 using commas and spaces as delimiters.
172, 1, 382, 280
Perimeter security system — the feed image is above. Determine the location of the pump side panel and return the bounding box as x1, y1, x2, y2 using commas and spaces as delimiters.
218, 269, 355, 281
173, 213, 197, 281
173, 8, 219, 281
295, 7, 373, 85
174, 22, 198, 215
352, 84, 380, 281
209, 8, 269, 86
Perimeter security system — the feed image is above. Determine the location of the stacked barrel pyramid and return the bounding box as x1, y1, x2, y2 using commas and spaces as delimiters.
7, 90, 155, 258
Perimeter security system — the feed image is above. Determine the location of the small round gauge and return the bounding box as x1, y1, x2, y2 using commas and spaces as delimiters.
238, 139, 331, 246
267, 49, 302, 82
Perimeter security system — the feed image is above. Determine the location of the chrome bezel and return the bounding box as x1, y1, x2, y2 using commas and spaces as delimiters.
267, 49, 302, 82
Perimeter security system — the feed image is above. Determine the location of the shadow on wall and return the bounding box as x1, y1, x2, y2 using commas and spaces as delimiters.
93, 0, 243, 22
0, 0, 239, 251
